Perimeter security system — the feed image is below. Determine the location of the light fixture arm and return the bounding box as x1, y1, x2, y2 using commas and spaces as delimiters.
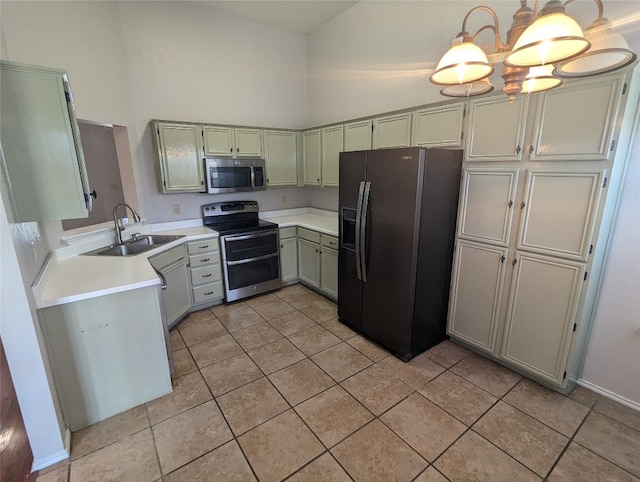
460, 6, 509, 53
563, 0, 604, 20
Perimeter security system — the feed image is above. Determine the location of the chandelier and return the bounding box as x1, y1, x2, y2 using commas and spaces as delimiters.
429, 0, 637, 100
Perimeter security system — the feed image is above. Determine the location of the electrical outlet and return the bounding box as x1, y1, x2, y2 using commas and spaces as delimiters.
110, 183, 118, 190
172, 204, 181, 215
281, 195, 287, 204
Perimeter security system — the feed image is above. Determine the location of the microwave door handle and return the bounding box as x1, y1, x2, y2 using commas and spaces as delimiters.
360, 182, 371, 282
355, 181, 365, 281
250, 166, 255, 188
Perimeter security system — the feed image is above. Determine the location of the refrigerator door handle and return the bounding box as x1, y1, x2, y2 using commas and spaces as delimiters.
355, 181, 366, 281
360, 181, 372, 282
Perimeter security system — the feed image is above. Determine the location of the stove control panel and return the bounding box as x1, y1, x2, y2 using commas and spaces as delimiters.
202, 201, 259, 218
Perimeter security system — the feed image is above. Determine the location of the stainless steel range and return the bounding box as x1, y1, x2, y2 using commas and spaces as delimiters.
202, 201, 281, 302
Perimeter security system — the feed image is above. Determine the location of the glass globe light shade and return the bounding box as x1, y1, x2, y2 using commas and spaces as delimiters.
521, 64, 563, 93
440, 78, 494, 97
430, 40, 493, 85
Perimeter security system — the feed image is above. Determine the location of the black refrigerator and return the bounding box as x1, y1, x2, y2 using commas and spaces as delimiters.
338, 147, 463, 360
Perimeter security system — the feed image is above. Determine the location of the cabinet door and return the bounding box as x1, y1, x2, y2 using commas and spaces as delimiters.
280, 237, 298, 282
501, 252, 585, 385
303, 130, 322, 186
344, 120, 372, 151
298, 238, 320, 288
322, 125, 344, 187
465, 95, 529, 161
517, 169, 604, 261
234, 128, 262, 158
203, 125, 234, 157
413, 102, 465, 148
457, 168, 519, 246
447, 240, 508, 354
1, 62, 91, 221
530, 74, 623, 161
320, 247, 338, 300
156, 123, 204, 192
161, 259, 191, 328
373, 113, 411, 149
264, 130, 297, 186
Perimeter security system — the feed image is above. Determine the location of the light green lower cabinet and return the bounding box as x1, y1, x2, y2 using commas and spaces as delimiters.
279, 227, 298, 283
38, 286, 172, 431
297, 238, 320, 288
320, 247, 338, 300
149, 245, 191, 328
295, 228, 338, 300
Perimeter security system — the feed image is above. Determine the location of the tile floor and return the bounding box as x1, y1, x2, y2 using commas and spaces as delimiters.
37, 283, 640, 481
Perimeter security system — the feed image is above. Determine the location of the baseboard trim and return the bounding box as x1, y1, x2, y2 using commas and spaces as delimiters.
31, 428, 70, 472
577, 378, 640, 411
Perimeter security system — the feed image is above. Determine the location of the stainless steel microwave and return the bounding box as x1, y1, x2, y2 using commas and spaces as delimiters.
204, 158, 266, 194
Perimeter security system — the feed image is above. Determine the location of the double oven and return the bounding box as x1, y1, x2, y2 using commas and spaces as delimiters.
202, 201, 281, 302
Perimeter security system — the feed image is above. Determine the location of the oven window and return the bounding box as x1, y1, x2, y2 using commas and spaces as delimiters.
210, 167, 252, 189
223, 232, 278, 261
227, 256, 280, 290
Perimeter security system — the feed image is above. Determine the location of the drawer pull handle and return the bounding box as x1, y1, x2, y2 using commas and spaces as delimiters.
202, 273, 212, 278
199, 245, 209, 249
204, 291, 214, 296
201, 258, 210, 262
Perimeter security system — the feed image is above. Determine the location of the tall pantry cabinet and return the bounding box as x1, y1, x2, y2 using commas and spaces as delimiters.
447, 66, 640, 392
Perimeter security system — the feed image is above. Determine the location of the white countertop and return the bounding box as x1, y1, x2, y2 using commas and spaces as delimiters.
33, 210, 337, 309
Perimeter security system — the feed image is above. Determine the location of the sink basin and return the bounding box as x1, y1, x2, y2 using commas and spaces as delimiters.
82, 234, 185, 257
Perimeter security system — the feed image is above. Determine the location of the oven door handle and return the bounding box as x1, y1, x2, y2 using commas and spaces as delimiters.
223, 230, 278, 243
226, 252, 279, 266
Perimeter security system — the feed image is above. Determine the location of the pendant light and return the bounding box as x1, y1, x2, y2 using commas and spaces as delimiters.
521, 64, 563, 93
430, 36, 494, 85
440, 78, 495, 98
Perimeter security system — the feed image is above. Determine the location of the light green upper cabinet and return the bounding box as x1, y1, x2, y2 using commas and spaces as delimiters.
321, 125, 343, 187
203, 125, 262, 158
344, 120, 372, 151
373, 113, 411, 149
0, 61, 91, 222
530, 74, 624, 161
303, 129, 322, 186
465, 95, 529, 162
263, 130, 298, 186
413, 102, 465, 148
153, 122, 204, 193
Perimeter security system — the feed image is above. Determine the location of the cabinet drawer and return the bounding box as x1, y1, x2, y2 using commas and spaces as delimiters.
189, 250, 221, 268
190, 264, 222, 286
149, 245, 186, 270
192, 282, 224, 304
279, 226, 297, 239
298, 227, 320, 244
321, 234, 338, 250
187, 238, 219, 255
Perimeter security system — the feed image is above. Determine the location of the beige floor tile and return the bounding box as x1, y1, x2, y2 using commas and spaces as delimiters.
331, 419, 427, 482
36, 465, 69, 482
321, 319, 357, 340
434, 431, 540, 482
274, 283, 309, 297
268, 359, 335, 405
414, 466, 450, 482
177, 311, 226, 346
503, 378, 589, 437
341, 364, 413, 416
269, 311, 316, 336
200, 353, 263, 396
71, 405, 148, 460
377, 353, 445, 390
247, 338, 306, 374
164, 440, 256, 481
238, 410, 324, 482
216, 305, 264, 332
311, 342, 372, 382
232, 322, 283, 351
288, 453, 351, 482
450, 353, 522, 397
381, 393, 466, 462
548, 442, 639, 482
301, 300, 338, 322
251, 298, 296, 320
568, 385, 601, 408
169, 329, 185, 351
245, 293, 281, 308
153, 400, 233, 475
473, 401, 569, 477
188, 333, 244, 369
422, 339, 470, 368
211, 300, 250, 317
419, 371, 497, 426
217, 377, 289, 435
295, 385, 373, 448
574, 411, 640, 477
171, 347, 198, 378
70, 429, 160, 482
595, 396, 640, 431
288, 324, 341, 356
346, 335, 390, 362
145, 371, 212, 425
277, 289, 325, 310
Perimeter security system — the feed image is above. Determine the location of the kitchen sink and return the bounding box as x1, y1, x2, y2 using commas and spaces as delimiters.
82, 234, 185, 257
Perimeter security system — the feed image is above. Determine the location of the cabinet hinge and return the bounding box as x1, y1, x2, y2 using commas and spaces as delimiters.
610, 139, 616, 152
589, 244, 593, 254
64, 90, 71, 103
622, 83, 627, 95
573, 323, 577, 332
157, 127, 160, 136
371, 124, 374, 132
563, 371, 567, 380
602, 177, 608, 188
583, 271, 588, 281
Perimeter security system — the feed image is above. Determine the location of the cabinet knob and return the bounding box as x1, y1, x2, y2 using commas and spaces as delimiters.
515, 145, 521, 155
520, 201, 526, 209
508, 200, 513, 208
89, 190, 97, 199
317, 178, 320, 182
512, 258, 518, 266
529, 145, 534, 155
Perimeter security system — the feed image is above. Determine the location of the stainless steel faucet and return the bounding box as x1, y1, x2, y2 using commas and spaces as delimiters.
113, 203, 141, 244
